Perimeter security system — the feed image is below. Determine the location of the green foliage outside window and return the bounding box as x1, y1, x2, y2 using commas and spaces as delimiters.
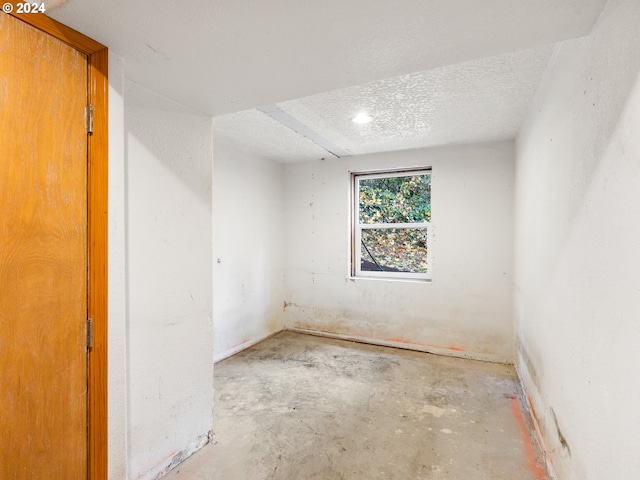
359, 175, 431, 224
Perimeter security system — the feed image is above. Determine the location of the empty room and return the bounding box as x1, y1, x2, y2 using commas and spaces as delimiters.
1, 0, 639, 479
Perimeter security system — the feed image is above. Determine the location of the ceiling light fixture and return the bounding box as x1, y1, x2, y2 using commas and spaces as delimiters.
351, 112, 374, 124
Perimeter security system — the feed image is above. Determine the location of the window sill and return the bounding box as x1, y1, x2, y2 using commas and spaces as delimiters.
347, 275, 432, 284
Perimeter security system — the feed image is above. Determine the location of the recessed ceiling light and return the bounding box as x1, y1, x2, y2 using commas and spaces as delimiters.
351, 112, 374, 124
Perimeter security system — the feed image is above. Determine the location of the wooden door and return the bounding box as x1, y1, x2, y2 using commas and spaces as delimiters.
0, 13, 90, 478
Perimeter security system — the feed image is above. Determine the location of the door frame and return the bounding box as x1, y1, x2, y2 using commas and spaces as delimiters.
9, 9, 109, 479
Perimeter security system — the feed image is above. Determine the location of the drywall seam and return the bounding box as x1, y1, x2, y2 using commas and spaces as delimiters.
288, 327, 512, 365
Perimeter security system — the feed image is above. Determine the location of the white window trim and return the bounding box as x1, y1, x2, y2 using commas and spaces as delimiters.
351, 168, 432, 281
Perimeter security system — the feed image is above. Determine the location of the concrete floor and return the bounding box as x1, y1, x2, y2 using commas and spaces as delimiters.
164, 331, 548, 480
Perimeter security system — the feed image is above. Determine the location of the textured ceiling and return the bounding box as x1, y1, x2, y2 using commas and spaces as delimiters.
48, 0, 605, 162
212, 109, 329, 163
49, 0, 607, 116
213, 43, 555, 162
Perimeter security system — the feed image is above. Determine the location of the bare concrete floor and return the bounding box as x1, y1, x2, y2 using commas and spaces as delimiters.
164, 331, 548, 480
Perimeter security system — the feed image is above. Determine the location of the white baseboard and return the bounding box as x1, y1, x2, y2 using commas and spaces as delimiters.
287, 326, 511, 364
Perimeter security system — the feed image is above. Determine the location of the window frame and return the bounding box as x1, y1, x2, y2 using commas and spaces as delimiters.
350, 167, 432, 281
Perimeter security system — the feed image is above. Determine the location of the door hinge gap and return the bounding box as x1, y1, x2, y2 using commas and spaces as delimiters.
87, 104, 94, 135
87, 318, 93, 349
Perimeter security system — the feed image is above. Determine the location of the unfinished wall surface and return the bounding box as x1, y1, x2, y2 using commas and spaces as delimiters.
212, 139, 285, 362
283, 142, 515, 363
514, 1, 640, 478
124, 85, 214, 480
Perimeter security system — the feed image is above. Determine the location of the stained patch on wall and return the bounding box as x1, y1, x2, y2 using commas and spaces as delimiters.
231, 339, 250, 349
283, 301, 298, 311
551, 408, 571, 456
519, 342, 542, 390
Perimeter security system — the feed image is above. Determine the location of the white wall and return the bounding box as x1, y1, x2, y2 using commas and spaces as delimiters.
514, 1, 640, 478
108, 52, 128, 480
124, 84, 214, 480
212, 139, 285, 362
283, 142, 515, 363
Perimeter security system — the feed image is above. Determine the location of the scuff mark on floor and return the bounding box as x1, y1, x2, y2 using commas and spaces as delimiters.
510, 398, 548, 480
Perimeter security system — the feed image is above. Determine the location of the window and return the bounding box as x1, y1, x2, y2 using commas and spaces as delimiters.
351, 168, 432, 280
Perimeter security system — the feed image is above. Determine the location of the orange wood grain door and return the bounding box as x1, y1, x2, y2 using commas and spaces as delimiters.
0, 13, 90, 479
